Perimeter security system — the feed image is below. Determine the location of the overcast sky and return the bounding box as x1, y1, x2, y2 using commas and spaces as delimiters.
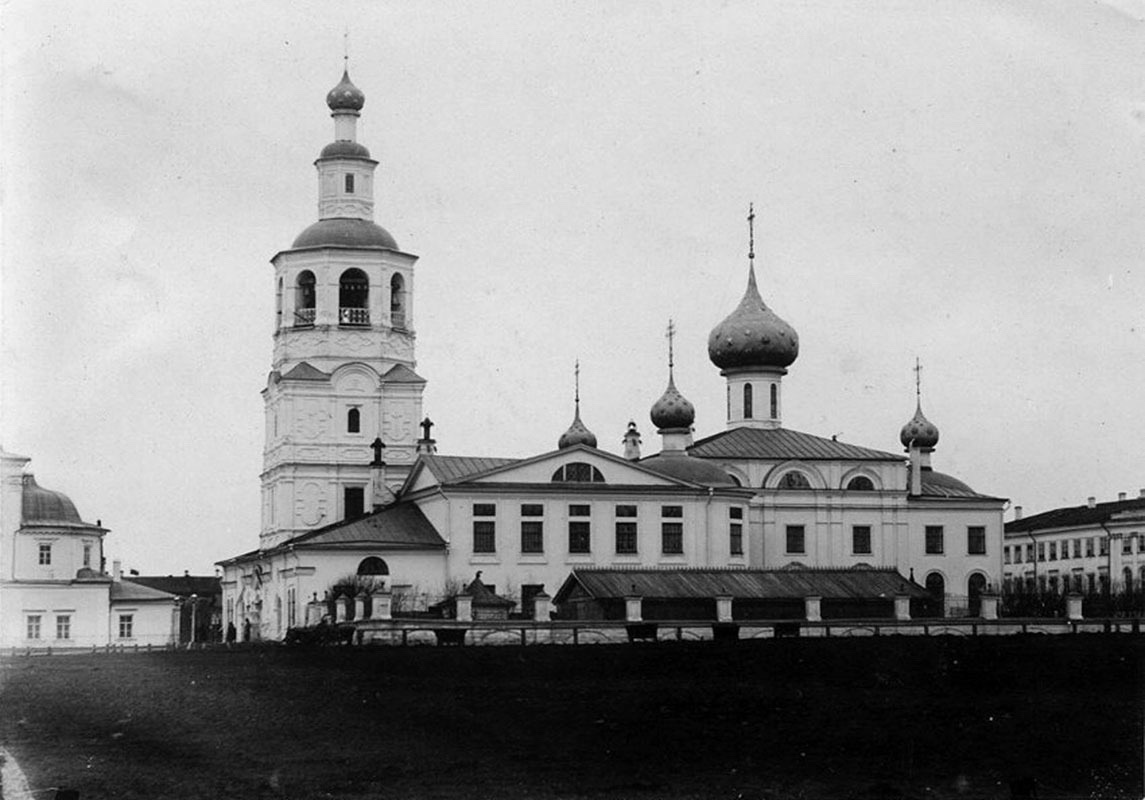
3, 1, 1144, 576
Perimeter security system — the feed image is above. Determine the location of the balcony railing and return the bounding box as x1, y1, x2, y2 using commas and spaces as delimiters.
391, 310, 407, 329
293, 308, 316, 327
339, 307, 370, 326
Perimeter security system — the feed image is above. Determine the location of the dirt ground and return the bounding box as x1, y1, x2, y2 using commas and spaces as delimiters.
0, 634, 1140, 799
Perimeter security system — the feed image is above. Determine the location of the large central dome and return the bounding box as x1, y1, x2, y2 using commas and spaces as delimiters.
708, 266, 799, 371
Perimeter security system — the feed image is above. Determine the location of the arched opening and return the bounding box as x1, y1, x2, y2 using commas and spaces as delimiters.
846, 476, 875, 491
743, 383, 753, 419
339, 269, 369, 325
276, 278, 283, 329
551, 462, 606, 483
357, 557, 389, 576
968, 573, 987, 616
390, 273, 407, 328
1123, 566, 1134, 591
295, 271, 316, 326
925, 572, 945, 618
777, 471, 811, 490
347, 408, 360, 434
770, 384, 778, 419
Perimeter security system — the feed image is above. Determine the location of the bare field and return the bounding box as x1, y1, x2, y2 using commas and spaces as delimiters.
0, 635, 1140, 799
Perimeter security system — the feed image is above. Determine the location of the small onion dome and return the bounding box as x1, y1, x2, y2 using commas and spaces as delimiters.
21, 475, 84, 524
650, 375, 695, 430
558, 409, 597, 449
292, 218, 398, 250
319, 140, 372, 159
327, 70, 365, 111
900, 403, 940, 450
708, 266, 799, 370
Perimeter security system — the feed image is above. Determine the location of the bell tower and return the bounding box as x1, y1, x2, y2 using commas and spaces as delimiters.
259, 68, 426, 549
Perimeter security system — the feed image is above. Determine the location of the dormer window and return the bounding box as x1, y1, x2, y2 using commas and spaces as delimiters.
345, 173, 355, 193
551, 462, 605, 483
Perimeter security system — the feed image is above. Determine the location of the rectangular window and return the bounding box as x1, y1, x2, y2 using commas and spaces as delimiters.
786, 525, 805, 555
1004, 546, 1011, 564
345, 173, 355, 193
38, 543, 51, 565
615, 522, 638, 554
118, 614, 134, 639
1013, 545, 1022, 564
967, 526, 986, 555
473, 521, 496, 553
1049, 541, 1057, 560
287, 588, 297, 628
661, 505, 683, 518
521, 504, 544, 517
343, 487, 364, 519
1123, 536, 1134, 555
730, 507, 744, 520
56, 615, 71, 640
661, 522, 683, 555
1100, 537, 1109, 556
1087, 573, 1096, 593
521, 521, 544, 553
730, 523, 743, 556
1037, 542, 1046, 561
1073, 539, 1082, 559
568, 504, 590, 517
473, 503, 496, 517
83, 542, 92, 568
26, 615, 41, 640
852, 525, 872, 555
568, 521, 591, 554
1086, 538, 1095, 557
925, 526, 944, 555
615, 505, 637, 518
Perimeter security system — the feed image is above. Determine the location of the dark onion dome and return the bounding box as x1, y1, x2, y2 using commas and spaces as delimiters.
327, 69, 365, 111
319, 140, 372, 159
21, 475, 88, 525
650, 375, 695, 430
918, 468, 974, 495
899, 402, 940, 450
558, 409, 597, 449
640, 453, 737, 487
292, 218, 398, 250
708, 265, 799, 370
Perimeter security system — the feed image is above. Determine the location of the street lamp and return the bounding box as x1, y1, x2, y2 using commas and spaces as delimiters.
190, 593, 198, 645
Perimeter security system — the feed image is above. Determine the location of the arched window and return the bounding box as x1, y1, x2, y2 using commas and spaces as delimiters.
743, 383, 753, 419
925, 572, 945, 597
1123, 566, 1134, 591
968, 573, 987, 615
339, 269, 369, 325
551, 463, 605, 483
777, 471, 811, 490
347, 408, 360, 434
357, 557, 389, 576
846, 476, 875, 491
391, 273, 406, 328
295, 271, 316, 326
276, 278, 283, 329
770, 384, 778, 419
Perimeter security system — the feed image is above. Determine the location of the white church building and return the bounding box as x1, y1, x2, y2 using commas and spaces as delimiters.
218, 71, 1006, 639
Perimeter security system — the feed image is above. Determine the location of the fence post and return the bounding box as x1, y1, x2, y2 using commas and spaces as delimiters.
804, 595, 822, 622
894, 594, 912, 621
715, 595, 734, 623
625, 595, 643, 623
1066, 593, 1084, 621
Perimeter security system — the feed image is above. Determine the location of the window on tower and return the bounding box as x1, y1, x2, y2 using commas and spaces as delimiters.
347, 408, 361, 434
770, 384, 778, 419
339, 269, 369, 326
295, 271, 316, 326
344, 487, 365, 520
743, 384, 753, 419
345, 173, 355, 193
391, 273, 407, 329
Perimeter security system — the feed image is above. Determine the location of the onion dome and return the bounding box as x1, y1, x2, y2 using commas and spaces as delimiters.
292, 218, 398, 250
558, 408, 597, 449
650, 375, 695, 430
327, 69, 365, 112
708, 266, 799, 370
21, 475, 85, 525
319, 140, 372, 159
899, 402, 940, 450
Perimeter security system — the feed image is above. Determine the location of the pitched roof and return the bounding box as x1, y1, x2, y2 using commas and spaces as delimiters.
418, 455, 521, 484
280, 362, 331, 382
554, 567, 929, 605
462, 575, 515, 607
287, 502, 446, 550
1006, 496, 1145, 533
129, 575, 221, 598
688, 427, 900, 462
381, 363, 426, 384
111, 579, 178, 603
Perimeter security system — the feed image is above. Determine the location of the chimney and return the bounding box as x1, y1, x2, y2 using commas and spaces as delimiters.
112, 559, 122, 581
1014, 505, 1023, 521
1118, 492, 1127, 502
1087, 496, 1096, 509
622, 421, 642, 461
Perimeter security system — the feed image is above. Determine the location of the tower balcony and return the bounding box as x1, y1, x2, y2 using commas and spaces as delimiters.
294, 308, 316, 327
339, 307, 370, 326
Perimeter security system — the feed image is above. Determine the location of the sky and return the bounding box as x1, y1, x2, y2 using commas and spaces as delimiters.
2, 1, 1144, 576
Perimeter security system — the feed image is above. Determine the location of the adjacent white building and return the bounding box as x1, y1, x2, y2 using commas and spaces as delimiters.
219, 71, 1006, 639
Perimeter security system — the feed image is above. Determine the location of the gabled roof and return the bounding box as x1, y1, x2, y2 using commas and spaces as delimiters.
129, 575, 221, 598
688, 427, 900, 462
417, 455, 522, 485
554, 567, 929, 605
111, 579, 178, 603
1006, 496, 1145, 534
280, 362, 331, 382
382, 363, 426, 384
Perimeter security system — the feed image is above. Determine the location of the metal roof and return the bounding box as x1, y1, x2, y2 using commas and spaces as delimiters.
381, 364, 426, 384
111, 580, 178, 603
419, 455, 521, 484
280, 362, 331, 382
688, 427, 900, 462
130, 575, 221, 598
554, 567, 929, 604
289, 503, 446, 550
1006, 496, 1145, 534
914, 469, 992, 500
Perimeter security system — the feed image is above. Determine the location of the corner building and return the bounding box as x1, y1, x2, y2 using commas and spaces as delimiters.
220, 73, 1006, 638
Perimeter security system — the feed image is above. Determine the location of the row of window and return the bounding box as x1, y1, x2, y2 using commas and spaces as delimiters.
26, 614, 136, 640
785, 525, 986, 556
473, 506, 745, 557
34, 542, 95, 567
736, 383, 779, 421
281, 270, 406, 328
1004, 534, 1141, 565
